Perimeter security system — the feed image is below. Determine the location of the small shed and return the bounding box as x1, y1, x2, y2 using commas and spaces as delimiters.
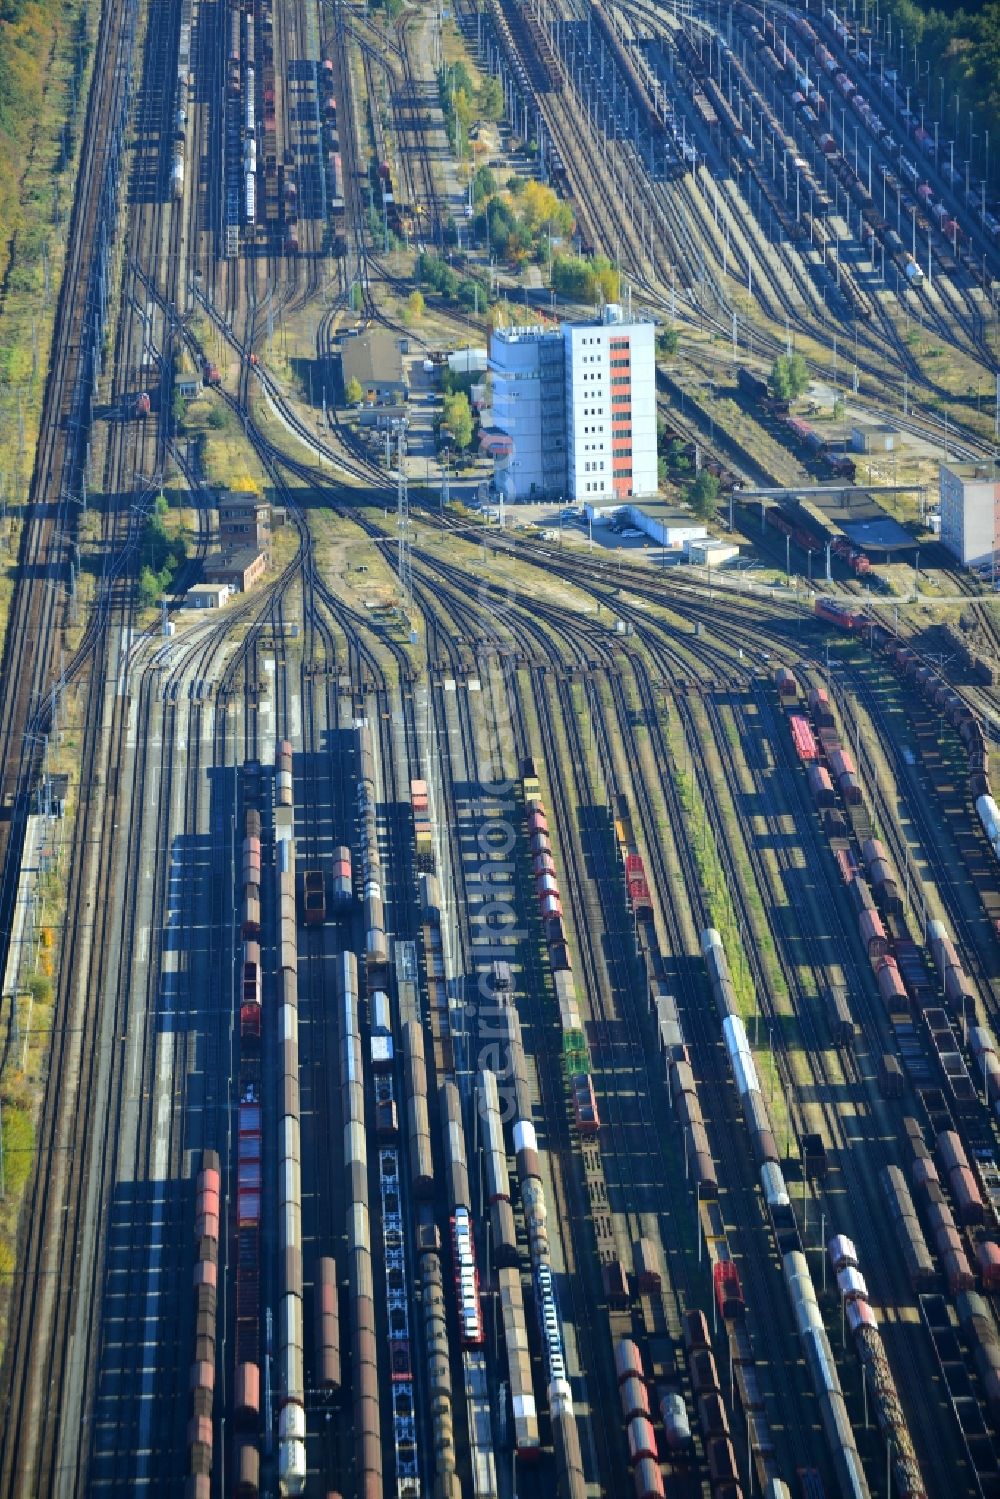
175, 350, 200, 401
357, 402, 407, 430
186, 583, 229, 609
447, 347, 488, 377
851, 424, 897, 454
687, 539, 740, 567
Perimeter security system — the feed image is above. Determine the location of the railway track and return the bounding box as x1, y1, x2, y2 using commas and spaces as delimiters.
702, 683, 966, 1491
5, 0, 1000, 1485
403, 544, 850, 1487
395, 497, 1000, 1469
461, 0, 996, 461
0, 0, 139, 1023
419, 584, 624, 1494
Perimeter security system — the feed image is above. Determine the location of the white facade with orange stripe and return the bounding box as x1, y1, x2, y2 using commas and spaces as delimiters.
488, 307, 657, 502
563, 307, 656, 504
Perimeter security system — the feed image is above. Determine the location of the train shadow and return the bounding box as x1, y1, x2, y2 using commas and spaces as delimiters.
127, 0, 180, 207
85, 766, 238, 1480
194, 0, 224, 240
87, 1176, 192, 1493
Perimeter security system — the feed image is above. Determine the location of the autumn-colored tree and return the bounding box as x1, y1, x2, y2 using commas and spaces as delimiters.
230, 473, 263, 494
403, 289, 425, 324
519, 180, 575, 239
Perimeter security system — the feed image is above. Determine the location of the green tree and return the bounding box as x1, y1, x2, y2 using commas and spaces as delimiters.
664, 437, 691, 475
871, 1, 999, 155
479, 74, 504, 121
770, 352, 809, 403
551, 253, 596, 302
442, 61, 475, 99
472, 165, 497, 204
551, 252, 619, 305
350, 283, 364, 312
657, 324, 679, 357
441, 390, 474, 450
687, 470, 721, 519
139, 566, 163, 607
27, 972, 51, 1004
345, 376, 363, 406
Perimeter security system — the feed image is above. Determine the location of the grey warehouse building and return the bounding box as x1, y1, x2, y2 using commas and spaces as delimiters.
341, 330, 408, 406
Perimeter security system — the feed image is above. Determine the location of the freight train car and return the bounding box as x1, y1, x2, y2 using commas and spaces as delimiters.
827, 1236, 926, 1499
815, 598, 997, 912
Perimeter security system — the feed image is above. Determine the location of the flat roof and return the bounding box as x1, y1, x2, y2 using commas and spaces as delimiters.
447, 347, 488, 368
341, 329, 406, 386
490, 324, 561, 343
203, 547, 264, 571
779, 488, 916, 555
562, 316, 654, 332
629, 499, 702, 523
840, 516, 914, 551
943, 461, 1000, 483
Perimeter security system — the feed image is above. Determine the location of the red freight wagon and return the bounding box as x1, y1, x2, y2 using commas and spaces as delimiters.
774, 665, 797, 698
713, 1260, 745, 1320
237, 1148, 261, 1216
625, 854, 652, 913
876, 956, 908, 1011
808, 764, 835, 806
858, 907, 888, 960
807, 686, 835, 728
978, 1241, 1000, 1290
237, 1136, 262, 1225
790, 715, 818, 761
389, 1338, 412, 1381
572, 1073, 600, 1135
